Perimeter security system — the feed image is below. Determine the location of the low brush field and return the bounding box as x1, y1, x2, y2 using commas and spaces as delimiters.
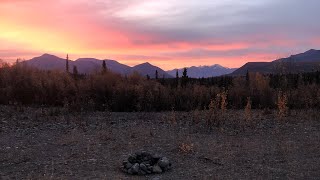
0, 106, 319, 179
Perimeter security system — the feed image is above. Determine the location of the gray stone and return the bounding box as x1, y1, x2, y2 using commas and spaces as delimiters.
152, 164, 163, 173
125, 162, 133, 169
135, 151, 142, 156
124, 152, 172, 175
122, 160, 128, 166
127, 168, 133, 175
151, 176, 161, 180
128, 154, 137, 163
142, 151, 151, 157
152, 154, 161, 159
131, 163, 140, 174
138, 169, 147, 175
122, 167, 128, 173
140, 163, 148, 172
158, 157, 170, 169
142, 160, 151, 165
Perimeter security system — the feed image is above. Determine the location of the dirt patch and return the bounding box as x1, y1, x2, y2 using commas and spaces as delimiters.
0, 106, 319, 179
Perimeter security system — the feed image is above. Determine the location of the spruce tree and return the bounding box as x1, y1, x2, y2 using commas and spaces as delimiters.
176, 69, 179, 87
155, 70, 159, 80
182, 68, 188, 78
182, 68, 188, 87
246, 70, 250, 87
73, 65, 78, 80
102, 60, 107, 73
66, 54, 69, 73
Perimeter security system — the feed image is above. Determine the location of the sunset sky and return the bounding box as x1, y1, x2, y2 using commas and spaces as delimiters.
1, 0, 320, 70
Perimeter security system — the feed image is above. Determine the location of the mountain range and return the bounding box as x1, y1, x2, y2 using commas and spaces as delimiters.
19, 49, 320, 78
231, 49, 320, 75
167, 65, 237, 78
23, 54, 172, 78
22, 54, 236, 78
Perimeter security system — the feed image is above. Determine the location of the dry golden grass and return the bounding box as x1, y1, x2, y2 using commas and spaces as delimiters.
169, 106, 177, 125
207, 90, 228, 130
277, 91, 288, 119
220, 91, 228, 114
245, 97, 252, 122
178, 143, 194, 154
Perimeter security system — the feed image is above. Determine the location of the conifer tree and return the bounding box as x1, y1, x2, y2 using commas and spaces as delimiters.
73, 65, 78, 80
182, 68, 188, 78
102, 60, 107, 73
176, 69, 179, 87
246, 70, 250, 87
155, 70, 159, 80
66, 54, 69, 73
182, 68, 188, 87
73, 65, 78, 76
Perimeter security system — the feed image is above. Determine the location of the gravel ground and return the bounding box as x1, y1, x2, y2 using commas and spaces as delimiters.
0, 106, 319, 179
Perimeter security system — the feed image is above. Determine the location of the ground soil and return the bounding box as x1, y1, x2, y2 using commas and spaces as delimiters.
0, 106, 319, 179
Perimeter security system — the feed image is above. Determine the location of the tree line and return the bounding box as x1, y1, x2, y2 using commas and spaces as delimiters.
0, 57, 320, 112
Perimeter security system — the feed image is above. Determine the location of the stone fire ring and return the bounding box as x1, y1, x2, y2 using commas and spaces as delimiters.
122, 151, 172, 175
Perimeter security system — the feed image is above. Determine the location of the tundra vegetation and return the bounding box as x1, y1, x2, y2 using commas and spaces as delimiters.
0, 61, 320, 112
0, 61, 320, 179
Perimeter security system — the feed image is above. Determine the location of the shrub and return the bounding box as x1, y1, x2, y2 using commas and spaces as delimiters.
277, 91, 288, 119
245, 97, 252, 122
179, 143, 194, 154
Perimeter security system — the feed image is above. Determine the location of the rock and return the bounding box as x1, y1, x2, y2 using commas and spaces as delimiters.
122, 167, 128, 173
135, 151, 142, 157
152, 164, 163, 173
122, 160, 128, 166
140, 163, 148, 172
151, 177, 161, 180
127, 168, 133, 175
128, 154, 137, 163
152, 154, 161, 160
166, 162, 172, 171
124, 152, 171, 175
142, 151, 150, 157
138, 169, 147, 175
131, 163, 140, 174
158, 157, 170, 168
142, 160, 151, 165
125, 162, 133, 169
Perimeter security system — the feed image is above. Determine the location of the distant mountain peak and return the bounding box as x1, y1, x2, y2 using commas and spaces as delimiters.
23, 54, 171, 78
212, 64, 224, 68
40, 53, 56, 58
306, 49, 317, 52
167, 64, 237, 78
304, 49, 319, 54
133, 62, 172, 78
231, 49, 320, 76
139, 62, 153, 66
